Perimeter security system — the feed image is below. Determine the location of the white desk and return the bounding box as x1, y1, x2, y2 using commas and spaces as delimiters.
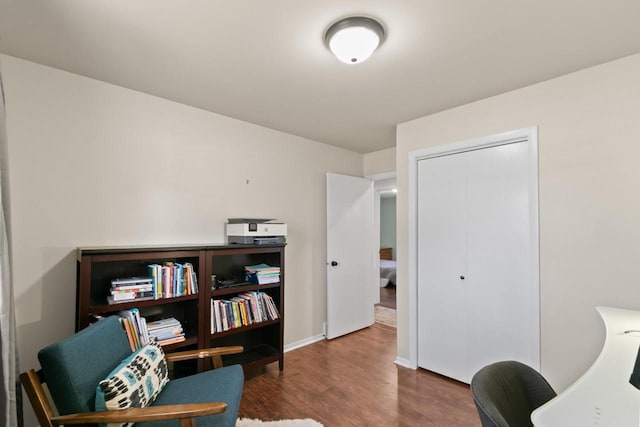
532, 307, 640, 426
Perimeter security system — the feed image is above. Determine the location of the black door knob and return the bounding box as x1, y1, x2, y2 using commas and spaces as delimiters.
331, 261, 338, 266
460, 276, 465, 280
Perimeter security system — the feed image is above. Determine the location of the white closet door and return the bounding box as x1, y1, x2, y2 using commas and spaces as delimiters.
417, 152, 468, 380
417, 139, 538, 383
465, 141, 536, 379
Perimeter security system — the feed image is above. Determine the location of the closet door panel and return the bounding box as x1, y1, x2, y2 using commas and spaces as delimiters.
464, 141, 534, 380
417, 137, 539, 384
417, 153, 468, 381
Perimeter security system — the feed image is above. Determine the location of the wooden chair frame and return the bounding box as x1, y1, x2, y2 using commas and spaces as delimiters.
21, 345, 243, 427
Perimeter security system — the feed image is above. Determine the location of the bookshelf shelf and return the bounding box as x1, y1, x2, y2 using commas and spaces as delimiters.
211, 282, 281, 298
76, 243, 285, 374
222, 344, 279, 370
90, 294, 200, 313
162, 336, 199, 352
210, 318, 280, 338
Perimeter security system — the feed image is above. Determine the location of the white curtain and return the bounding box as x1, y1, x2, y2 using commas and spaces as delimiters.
0, 64, 20, 427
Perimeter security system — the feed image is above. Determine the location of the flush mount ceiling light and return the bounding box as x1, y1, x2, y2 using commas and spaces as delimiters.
324, 16, 385, 64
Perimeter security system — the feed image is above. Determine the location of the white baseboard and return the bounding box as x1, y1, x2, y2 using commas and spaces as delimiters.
284, 334, 325, 353
394, 356, 415, 369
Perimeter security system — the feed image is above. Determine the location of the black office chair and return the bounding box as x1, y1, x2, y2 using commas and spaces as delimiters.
470, 361, 556, 427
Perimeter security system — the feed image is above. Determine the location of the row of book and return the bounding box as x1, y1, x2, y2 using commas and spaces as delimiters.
211, 291, 279, 333
115, 308, 150, 351
148, 262, 199, 299
107, 263, 199, 305
115, 309, 185, 350
244, 263, 280, 285
109, 276, 154, 304
146, 317, 186, 347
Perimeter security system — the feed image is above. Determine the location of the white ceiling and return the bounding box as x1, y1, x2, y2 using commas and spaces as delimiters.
1, 1, 640, 154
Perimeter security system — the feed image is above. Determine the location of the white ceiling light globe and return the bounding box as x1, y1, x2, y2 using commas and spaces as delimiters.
325, 17, 385, 65
329, 26, 380, 64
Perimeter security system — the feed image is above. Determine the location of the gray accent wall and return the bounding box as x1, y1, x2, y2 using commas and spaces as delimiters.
380, 195, 396, 260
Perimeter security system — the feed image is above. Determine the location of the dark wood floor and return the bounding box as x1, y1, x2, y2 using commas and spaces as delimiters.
239, 323, 480, 426
379, 284, 396, 309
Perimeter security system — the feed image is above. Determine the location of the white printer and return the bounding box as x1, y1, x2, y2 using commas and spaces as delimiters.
225, 218, 287, 245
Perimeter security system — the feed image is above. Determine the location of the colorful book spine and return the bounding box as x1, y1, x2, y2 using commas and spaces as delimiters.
211, 291, 279, 334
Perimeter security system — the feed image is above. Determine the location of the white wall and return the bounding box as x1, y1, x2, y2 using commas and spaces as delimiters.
364, 147, 395, 176
396, 53, 640, 392
0, 54, 363, 425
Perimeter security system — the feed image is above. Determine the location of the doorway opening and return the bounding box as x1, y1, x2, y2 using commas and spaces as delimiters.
371, 174, 397, 327
379, 190, 396, 309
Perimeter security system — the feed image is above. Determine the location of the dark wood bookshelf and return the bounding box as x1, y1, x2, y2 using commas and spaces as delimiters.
90, 294, 200, 313
162, 336, 199, 352
76, 243, 285, 374
223, 344, 279, 372
211, 282, 281, 297
210, 319, 280, 338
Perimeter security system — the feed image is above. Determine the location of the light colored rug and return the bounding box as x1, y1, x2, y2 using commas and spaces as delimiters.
236, 419, 323, 427
374, 305, 397, 327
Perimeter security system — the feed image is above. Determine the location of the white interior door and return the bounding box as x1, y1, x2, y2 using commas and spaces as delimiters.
417, 153, 468, 379
417, 138, 539, 383
326, 173, 374, 339
465, 142, 537, 376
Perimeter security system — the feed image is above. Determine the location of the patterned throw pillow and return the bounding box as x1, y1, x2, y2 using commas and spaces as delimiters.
95, 340, 169, 427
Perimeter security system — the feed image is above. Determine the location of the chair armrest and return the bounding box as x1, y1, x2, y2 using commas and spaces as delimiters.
50, 402, 227, 425
166, 346, 243, 368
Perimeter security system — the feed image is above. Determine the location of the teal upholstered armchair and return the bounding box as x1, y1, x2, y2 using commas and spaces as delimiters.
20, 316, 244, 427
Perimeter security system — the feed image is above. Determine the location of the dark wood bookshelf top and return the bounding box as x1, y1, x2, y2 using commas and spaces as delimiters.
211, 282, 280, 297
77, 243, 286, 260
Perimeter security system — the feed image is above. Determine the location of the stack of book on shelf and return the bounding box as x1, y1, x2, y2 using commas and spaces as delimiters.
116, 309, 149, 351
147, 262, 198, 299
108, 277, 154, 304
244, 263, 280, 284
211, 291, 279, 333
146, 317, 186, 346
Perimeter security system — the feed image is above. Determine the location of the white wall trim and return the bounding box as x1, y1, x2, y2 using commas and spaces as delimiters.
394, 357, 412, 369
366, 171, 396, 181
407, 126, 540, 371
284, 334, 326, 353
